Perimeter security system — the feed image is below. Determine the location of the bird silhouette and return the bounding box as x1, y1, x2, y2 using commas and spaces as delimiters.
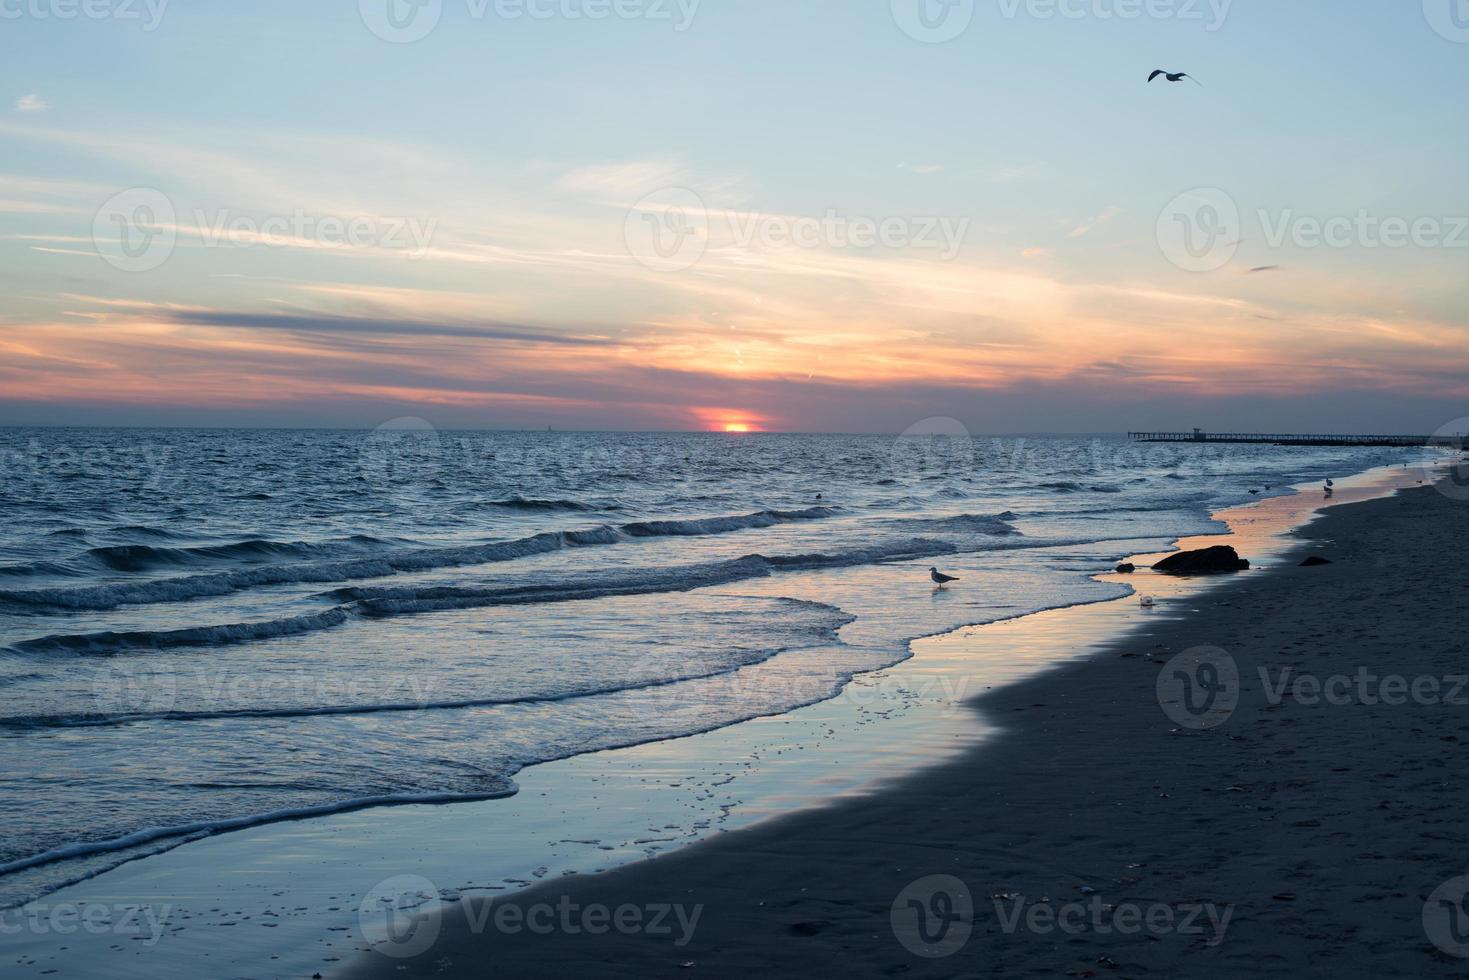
929, 567, 959, 588
1149, 69, 1201, 86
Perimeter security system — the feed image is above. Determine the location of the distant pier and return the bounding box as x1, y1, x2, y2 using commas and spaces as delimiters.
1128, 429, 1447, 448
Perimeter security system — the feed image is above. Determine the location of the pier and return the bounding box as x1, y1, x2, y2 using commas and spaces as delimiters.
1128, 429, 1450, 448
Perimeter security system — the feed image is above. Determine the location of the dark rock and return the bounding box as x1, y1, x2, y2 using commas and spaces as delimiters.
1115, 563, 1136, 574
1153, 545, 1250, 575
1300, 556, 1333, 567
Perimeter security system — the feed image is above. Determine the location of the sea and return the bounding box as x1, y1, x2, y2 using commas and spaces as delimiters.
0, 426, 1430, 908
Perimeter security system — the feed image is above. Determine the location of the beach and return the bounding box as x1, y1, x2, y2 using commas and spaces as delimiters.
347, 478, 1469, 978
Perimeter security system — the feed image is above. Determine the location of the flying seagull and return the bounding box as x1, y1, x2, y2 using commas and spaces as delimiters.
930, 567, 959, 588
1149, 70, 1201, 86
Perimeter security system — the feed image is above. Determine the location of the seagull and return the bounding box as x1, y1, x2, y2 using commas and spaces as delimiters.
930, 567, 959, 588
1149, 69, 1201, 86
1326, 479, 1334, 487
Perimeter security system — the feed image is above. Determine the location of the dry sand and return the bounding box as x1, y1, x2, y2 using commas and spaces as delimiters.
349, 484, 1469, 978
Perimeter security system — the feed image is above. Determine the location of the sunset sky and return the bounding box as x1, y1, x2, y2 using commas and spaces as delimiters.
2, 1, 1467, 433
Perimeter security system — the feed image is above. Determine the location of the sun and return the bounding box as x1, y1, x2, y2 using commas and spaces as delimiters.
694, 408, 768, 432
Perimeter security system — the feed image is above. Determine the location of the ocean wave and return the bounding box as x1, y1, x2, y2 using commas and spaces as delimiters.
0, 600, 854, 729
0, 508, 841, 611
886, 512, 1021, 534
80, 535, 397, 572
340, 539, 954, 617
480, 496, 598, 512
0, 790, 519, 886
1034, 481, 1124, 494
6, 608, 353, 656
621, 506, 836, 537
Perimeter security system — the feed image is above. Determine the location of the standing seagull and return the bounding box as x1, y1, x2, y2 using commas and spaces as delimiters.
930, 567, 959, 588
1149, 69, 1201, 86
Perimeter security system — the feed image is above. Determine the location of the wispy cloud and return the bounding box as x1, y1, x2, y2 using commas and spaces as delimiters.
898, 162, 945, 175
14, 94, 49, 114
1066, 206, 1122, 239
162, 310, 613, 346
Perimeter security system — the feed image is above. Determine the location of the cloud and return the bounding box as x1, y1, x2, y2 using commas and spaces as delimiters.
161, 310, 614, 346
898, 162, 945, 175
1020, 247, 1052, 259
555, 160, 686, 201
1066, 206, 1122, 239
14, 94, 48, 113
972, 163, 1046, 184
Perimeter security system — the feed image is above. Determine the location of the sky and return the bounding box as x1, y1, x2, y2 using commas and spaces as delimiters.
1, 0, 1467, 434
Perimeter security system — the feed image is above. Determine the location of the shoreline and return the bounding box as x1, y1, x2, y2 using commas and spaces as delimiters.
0, 463, 1442, 978
346, 467, 1469, 977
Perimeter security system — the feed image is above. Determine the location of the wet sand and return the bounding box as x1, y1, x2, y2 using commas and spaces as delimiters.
348, 476, 1469, 978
